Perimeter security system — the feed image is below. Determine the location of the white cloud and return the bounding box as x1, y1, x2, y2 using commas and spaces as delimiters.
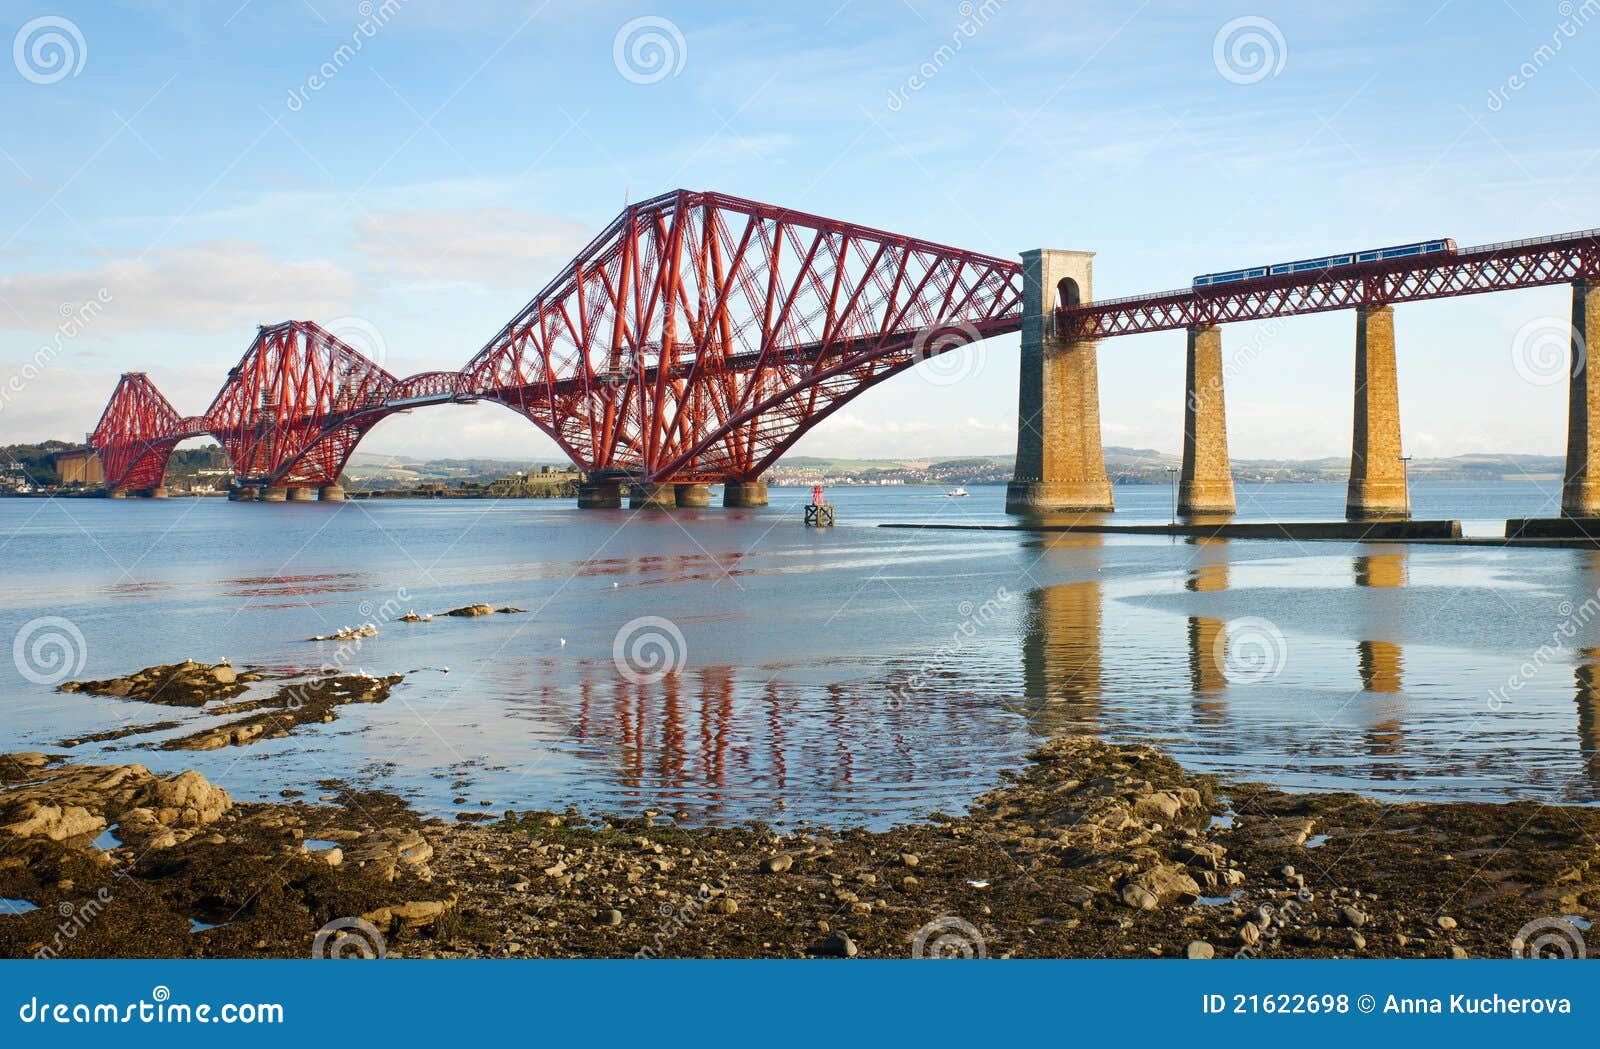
353, 208, 593, 291
0, 243, 358, 333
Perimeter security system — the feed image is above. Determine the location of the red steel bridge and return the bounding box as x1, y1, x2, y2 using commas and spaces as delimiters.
88, 188, 1600, 495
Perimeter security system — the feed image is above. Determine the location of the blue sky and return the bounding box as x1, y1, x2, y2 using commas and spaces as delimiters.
1, 0, 1597, 464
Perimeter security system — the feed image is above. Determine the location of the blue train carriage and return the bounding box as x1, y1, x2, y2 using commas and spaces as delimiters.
1192, 238, 1456, 288
1352, 238, 1456, 264
1191, 266, 1267, 288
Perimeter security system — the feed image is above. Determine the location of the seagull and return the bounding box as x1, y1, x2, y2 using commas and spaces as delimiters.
559, 638, 567, 646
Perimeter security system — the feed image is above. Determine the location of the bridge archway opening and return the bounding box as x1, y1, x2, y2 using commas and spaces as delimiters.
345, 398, 581, 491
161, 437, 230, 492
1057, 277, 1082, 309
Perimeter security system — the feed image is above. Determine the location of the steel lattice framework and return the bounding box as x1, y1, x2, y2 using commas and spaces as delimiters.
83, 192, 1599, 494
89, 374, 192, 492
1059, 228, 1600, 340
460, 189, 1024, 480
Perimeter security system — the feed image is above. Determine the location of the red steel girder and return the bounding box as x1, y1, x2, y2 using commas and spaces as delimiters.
1061, 228, 1600, 340
88, 373, 185, 491
85, 196, 1600, 493
461, 189, 1023, 481
203, 320, 401, 487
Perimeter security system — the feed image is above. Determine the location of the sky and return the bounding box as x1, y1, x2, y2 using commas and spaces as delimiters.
0, 0, 1597, 465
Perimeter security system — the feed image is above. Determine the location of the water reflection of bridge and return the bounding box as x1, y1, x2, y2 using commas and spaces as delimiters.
553, 537, 1600, 809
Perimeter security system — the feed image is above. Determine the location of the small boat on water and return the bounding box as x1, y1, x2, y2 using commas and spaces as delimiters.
946, 487, 968, 497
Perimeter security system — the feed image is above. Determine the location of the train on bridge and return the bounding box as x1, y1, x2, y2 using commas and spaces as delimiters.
1192, 238, 1458, 288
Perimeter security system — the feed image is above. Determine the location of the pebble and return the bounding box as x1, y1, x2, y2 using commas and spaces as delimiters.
900, 853, 920, 868
605, 909, 623, 926
1436, 915, 1457, 930
759, 854, 793, 874
1238, 921, 1261, 947
1185, 940, 1215, 960
1449, 945, 1469, 959
816, 932, 858, 958
712, 898, 738, 915
1338, 905, 1369, 928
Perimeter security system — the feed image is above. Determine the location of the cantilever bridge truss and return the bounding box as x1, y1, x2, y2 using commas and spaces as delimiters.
89, 190, 1024, 491
88, 189, 1599, 493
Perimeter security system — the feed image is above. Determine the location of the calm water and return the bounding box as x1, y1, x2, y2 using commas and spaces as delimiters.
2, 478, 1597, 829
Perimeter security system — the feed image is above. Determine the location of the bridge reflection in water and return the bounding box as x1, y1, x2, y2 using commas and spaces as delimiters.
1185, 537, 1231, 727
1355, 550, 1408, 762
1018, 534, 1105, 736
504, 534, 1600, 819
1577, 649, 1600, 792
1017, 539, 1426, 770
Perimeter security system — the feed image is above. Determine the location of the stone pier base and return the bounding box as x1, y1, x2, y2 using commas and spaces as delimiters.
1563, 281, 1600, 517
628, 483, 677, 510
1178, 324, 1236, 516
1346, 305, 1409, 520
145, 487, 170, 499
1005, 249, 1114, 515
318, 485, 346, 502
107, 488, 128, 499
722, 481, 769, 508
577, 481, 624, 509
1005, 479, 1114, 515
286, 487, 315, 502
260, 487, 288, 503
229, 487, 257, 502
675, 483, 711, 508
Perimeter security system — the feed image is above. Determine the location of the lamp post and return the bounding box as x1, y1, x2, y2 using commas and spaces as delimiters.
1397, 455, 1413, 520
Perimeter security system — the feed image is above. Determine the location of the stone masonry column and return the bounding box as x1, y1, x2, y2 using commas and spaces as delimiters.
1345, 305, 1408, 520
722, 481, 768, 508
1562, 281, 1600, 517
628, 483, 677, 510
577, 480, 623, 509
1178, 324, 1236, 516
1005, 249, 1114, 514
674, 483, 711, 508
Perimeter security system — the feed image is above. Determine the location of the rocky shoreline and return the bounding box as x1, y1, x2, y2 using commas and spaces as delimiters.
2, 726, 1594, 959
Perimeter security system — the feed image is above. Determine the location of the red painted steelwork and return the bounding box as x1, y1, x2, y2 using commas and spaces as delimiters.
1060, 228, 1600, 340
460, 189, 1024, 481
85, 193, 1599, 495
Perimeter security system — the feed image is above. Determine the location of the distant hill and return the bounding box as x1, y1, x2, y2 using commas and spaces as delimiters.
3, 444, 1567, 491
345, 453, 571, 482
765, 449, 1565, 486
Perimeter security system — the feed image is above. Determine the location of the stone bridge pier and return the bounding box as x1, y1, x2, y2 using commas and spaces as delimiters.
1005, 249, 1114, 515
1563, 280, 1600, 518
